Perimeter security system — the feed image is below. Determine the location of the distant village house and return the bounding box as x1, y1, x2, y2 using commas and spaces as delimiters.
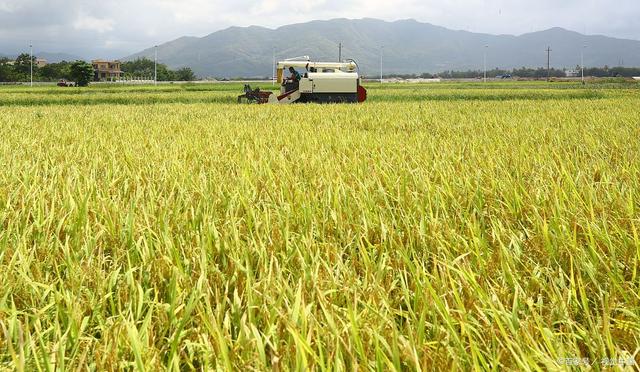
92, 60, 122, 81
4, 58, 46, 67
565, 70, 579, 77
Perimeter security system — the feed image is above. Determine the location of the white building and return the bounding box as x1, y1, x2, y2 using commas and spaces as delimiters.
565, 70, 579, 77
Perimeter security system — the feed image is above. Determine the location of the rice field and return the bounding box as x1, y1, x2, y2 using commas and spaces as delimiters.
0, 81, 639, 370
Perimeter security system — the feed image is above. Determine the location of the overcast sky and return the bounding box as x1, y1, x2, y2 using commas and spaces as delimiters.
1, 0, 639, 59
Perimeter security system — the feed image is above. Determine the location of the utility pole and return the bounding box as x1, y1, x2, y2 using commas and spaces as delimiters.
30, 43, 33, 87
380, 46, 383, 83
581, 44, 586, 84
272, 47, 276, 86
338, 43, 342, 62
546, 46, 552, 81
483, 45, 488, 83
154, 45, 158, 85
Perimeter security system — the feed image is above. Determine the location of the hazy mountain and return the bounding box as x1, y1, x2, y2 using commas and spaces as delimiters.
124, 18, 640, 78
37, 52, 84, 63
0, 52, 83, 62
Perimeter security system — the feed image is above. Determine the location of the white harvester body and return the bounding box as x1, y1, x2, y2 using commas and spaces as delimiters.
238, 57, 367, 104
299, 72, 358, 94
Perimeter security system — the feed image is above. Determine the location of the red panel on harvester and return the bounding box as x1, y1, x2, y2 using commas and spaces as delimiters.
358, 85, 367, 102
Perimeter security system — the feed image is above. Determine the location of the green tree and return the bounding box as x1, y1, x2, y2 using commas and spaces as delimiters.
174, 67, 195, 81
69, 60, 93, 87
121, 58, 197, 81
0, 57, 17, 82
40, 61, 72, 81
13, 53, 37, 80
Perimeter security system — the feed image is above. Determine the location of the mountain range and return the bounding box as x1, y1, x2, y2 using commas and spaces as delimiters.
1, 52, 83, 63
37, 52, 84, 63
119, 18, 639, 78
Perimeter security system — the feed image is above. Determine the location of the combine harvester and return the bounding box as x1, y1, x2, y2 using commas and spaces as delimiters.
238, 57, 367, 104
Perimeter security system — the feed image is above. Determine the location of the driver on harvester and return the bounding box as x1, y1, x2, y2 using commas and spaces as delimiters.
283, 66, 301, 92
287, 67, 301, 83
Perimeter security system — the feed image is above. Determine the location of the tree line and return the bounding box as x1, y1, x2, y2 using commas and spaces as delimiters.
120, 58, 195, 81
384, 66, 640, 79
0, 55, 195, 83
0, 54, 93, 85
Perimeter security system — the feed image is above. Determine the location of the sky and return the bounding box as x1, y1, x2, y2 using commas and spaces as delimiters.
1, 0, 639, 59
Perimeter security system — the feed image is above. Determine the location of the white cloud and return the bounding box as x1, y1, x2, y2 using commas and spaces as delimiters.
249, 0, 281, 14
73, 14, 115, 33
0, 0, 638, 58
0, 3, 16, 12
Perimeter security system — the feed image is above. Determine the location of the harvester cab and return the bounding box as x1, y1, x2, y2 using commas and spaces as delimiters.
238, 57, 367, 104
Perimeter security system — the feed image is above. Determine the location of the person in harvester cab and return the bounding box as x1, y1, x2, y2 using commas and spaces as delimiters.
287, 67, 301, 83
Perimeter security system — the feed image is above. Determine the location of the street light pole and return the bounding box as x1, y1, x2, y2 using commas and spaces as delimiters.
380, 46, 383, 83
581, 44, 586, 84
154, 45, 158, 85
30, 44, 33, 87
483, 45, 488, 83
546, 46, 552, 82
